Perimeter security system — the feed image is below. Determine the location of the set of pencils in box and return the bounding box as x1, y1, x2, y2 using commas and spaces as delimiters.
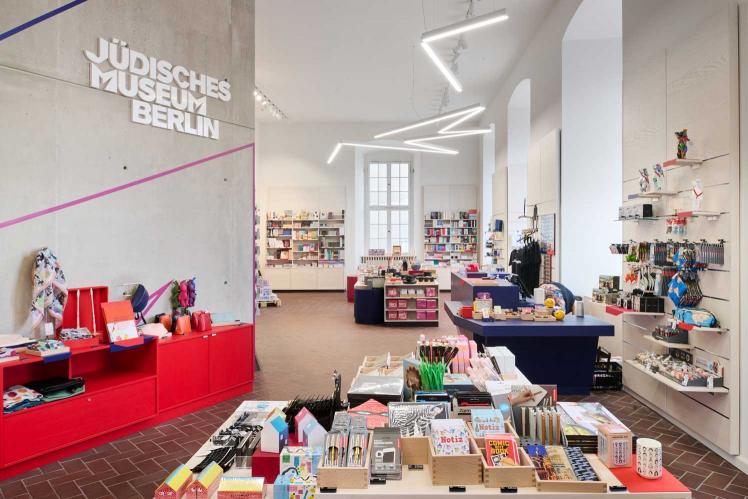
323, 412, 368, 468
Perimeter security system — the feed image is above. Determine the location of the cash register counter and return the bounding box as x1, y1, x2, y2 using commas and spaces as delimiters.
444, 301, 614, 395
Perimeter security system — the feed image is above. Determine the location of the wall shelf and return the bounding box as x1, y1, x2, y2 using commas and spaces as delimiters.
642, 334, 693, 350
625, 360, 727, 393
662, 158, 703, 169
627, 191, 677, 200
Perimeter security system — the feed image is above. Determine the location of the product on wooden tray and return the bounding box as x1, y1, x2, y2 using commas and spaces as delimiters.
564, 447, 599, 481
484, 433, 520, 466
370, 427, 402, 480
348, 398, 389, 429
430, 419, 471, 455
470, 408, 504, 437
514, 406, 562, 446
388, 401, 449, 437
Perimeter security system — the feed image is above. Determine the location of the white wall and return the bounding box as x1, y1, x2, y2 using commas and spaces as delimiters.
256, 121, 481, 278
0, 1, 255, 330
560, 0, 622, 297
482, 0, 583, 282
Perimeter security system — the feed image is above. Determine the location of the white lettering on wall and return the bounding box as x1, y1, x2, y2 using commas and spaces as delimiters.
84, 37, 230, 140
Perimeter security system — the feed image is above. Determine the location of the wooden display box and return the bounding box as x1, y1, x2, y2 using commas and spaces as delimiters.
428, 437, 483, 486
469, 422, 535, 489
480, 446, 535, 489
402, 436, 430, 465
317, 434, 371, 489
533, 458, 609, 493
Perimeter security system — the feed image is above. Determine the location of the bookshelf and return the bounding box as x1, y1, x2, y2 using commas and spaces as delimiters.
266, 210, 346, 268
423, 210, 479, 266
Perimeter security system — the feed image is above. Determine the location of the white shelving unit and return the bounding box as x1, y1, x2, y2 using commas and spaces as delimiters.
625, 360, 728, 393
423, 210, 478, 268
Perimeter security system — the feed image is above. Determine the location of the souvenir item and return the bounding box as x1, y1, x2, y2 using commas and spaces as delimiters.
3, 385, 44, 413
636, 438, 663, 479
597, 423, 632, 468
60, 289, 94, 341
431, 419, 470, 455
30, 247, 68, 336
675, 129, 690, 159
187, 461, 223, 499
470, 409, 504, 437
565, 447, 599, 481
154, 464, 192, 498
272, 473, 315, 499
673, 307, 717, 328
101, 301, 140, 343
653, 163, 665, 191
370, 427, 402, 480
544, 445, 576, 480
388, 401, 449, 437
220, 476, 264, 498
638, 168, 650, 193
484, 433, 519, 466
280, 447, 322, 479
348, 398, 388, 429
526, 444, 554, 480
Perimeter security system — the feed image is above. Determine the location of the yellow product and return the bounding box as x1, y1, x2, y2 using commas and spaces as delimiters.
544, 298, 556, 309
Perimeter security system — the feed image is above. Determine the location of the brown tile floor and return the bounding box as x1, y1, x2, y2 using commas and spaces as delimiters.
2, 292, 746, 498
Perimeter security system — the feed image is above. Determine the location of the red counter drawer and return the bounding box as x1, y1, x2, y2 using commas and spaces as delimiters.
2, 376, 156, 465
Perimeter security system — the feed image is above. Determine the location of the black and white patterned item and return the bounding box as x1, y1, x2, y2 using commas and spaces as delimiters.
564, 447, 599, 482
388, 402, 449, 437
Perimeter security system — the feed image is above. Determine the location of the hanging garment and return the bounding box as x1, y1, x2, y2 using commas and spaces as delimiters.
510, 240, 542, 296
30, 248, 68, 333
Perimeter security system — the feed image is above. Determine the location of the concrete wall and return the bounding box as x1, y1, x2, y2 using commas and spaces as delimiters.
0, 0, 255, 332
256, 121, 481, 278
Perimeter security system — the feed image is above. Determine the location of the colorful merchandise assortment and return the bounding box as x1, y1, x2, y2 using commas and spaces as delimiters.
3, 385, 44, 413
634, 351, 723, 387
527, 444, 598, 482
219, 476, 265, 498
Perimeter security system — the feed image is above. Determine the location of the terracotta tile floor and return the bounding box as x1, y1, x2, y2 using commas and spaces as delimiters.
2, 292, 746, 498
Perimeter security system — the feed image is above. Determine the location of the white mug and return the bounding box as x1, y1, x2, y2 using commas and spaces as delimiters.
636, 438, 663, 479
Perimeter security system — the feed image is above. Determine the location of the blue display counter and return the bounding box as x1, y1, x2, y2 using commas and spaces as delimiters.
450, 272, 520, 309
444, 300, 614, 395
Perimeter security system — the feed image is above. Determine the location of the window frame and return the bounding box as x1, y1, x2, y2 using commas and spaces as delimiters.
364, 161, 414, 254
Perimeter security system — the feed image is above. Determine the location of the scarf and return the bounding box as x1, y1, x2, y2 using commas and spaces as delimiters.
30, 247, 68, 333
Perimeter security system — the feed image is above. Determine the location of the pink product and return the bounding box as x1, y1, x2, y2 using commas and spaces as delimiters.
398, 300, 408, 309
416, 311, 427, 320
416, 299, 427, 309
425, 287, 437, 297
387, 311, 398, 320
386, 288, 399, 297
426, 310, 437, 320
426, 299, 437, 309
387, 300, 398, 310
398, 311, 408, 320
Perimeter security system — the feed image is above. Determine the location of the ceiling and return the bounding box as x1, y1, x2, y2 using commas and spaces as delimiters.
255, 0, 557, 123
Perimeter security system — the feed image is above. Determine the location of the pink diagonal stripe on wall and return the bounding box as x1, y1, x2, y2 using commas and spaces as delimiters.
0, 142, 254, 230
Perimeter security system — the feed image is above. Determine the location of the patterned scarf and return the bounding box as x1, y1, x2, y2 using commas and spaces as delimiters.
30, 247, 68, 333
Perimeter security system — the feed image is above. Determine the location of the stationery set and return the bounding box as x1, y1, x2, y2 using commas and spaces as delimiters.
515, 406, 563, 446
470, 408, 504, 437
387, 401, 449, 437
370, 427, 402, 480
527, 444, 598, 482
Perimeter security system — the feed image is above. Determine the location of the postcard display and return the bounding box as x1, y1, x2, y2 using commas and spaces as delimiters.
619, 1, 739, 456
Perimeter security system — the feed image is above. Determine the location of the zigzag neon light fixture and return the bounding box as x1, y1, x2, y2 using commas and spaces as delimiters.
326, 104, 490, 164
420, 9, 508, 93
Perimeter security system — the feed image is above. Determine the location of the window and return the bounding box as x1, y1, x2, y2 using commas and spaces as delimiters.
366, 162, 412, 253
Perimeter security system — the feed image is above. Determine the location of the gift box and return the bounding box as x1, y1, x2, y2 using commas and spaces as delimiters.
426, 310, 437, 321
386, 287, 399, 297
426, 287, 437, 297
398, 311, 408, 320
427, 299, 438, 309
416, 299, 427, 309
416, 311, 427, 320
387, 300, 398, 310
398, 300, 408, 309
386, 311, 398, 321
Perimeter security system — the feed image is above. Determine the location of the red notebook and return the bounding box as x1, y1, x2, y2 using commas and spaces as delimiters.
484, 433, 520, 466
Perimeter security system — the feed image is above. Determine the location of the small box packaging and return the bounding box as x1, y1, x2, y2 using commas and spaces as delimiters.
597, 423, 632, 468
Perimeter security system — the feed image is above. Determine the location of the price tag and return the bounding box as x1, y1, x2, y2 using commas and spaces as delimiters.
707, 377, 714, 389
682, 375, 689, 386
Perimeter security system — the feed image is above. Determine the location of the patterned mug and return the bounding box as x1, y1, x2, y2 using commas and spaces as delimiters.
636, 438, 663, 479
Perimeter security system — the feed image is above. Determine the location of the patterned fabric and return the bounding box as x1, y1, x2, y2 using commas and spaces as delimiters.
3, 385, 43, 413
31, 248, 68, 333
